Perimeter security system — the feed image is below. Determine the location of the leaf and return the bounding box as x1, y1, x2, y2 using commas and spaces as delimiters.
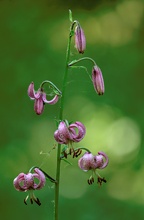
61, 158, 73, 166
69, 9, 73, 22
68, 60, 77, 66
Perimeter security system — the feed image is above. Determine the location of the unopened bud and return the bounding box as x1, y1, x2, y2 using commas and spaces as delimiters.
75, 24, 86, 54
92, 65, 105, 95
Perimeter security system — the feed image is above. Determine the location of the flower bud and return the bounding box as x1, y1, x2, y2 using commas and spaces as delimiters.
75, 24, 86, 54
92, 65, 105, 95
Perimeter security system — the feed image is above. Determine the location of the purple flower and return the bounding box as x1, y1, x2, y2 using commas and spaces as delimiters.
78, 151, 108, 185
75, 25, 86, 54
13, 168, 46, 205
28, 82, 59, 115
78, 151, 109, 171
92, 65, 105, 95
54, 121, 86, 144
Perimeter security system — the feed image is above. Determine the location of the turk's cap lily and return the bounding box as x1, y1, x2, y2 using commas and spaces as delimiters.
78, 151, 109, 171
28, 82, 59, 115
13, 168, 46, 206
92, 65, 105, 95
13, 168, 46, 192
75, 24, 86, 54
54, 120, 86, 144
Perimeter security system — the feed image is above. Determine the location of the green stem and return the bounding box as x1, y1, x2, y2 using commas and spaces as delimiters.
68, 57, 96, 67
40, 80, 62, 95
54, 25, 73, 220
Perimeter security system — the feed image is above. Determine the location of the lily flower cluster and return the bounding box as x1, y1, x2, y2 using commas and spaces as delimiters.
78, 151, 109, 185
13, 168, 46, 206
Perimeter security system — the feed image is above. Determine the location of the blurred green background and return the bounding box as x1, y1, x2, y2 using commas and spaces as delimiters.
1, 0, 144, 219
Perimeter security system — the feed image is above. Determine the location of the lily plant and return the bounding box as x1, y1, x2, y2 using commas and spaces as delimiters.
13, 10, 109, 220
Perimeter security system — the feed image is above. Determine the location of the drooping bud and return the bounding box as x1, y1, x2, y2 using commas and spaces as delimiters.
92, 65, 105, 95
75, 24, 86, 54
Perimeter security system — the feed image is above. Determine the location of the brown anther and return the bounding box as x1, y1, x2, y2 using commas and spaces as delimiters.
97, 176, 107, 186
72, 150, 77, 158
30, 198, 33, 204
63, 151, 68, 158
24, 199, 27, 205
91, 177, 94, 183
76, 149, 82, 157
73, 149, 82, 158
35, 198, 41, 206
87, 177, 94, 185
87, 179, 91, 185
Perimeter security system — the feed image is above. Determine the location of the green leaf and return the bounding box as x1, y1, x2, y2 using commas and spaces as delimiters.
69, 9, 73, 22
68, 60, 77, 66
61, 145, 68, 152
61, 158, 73, 166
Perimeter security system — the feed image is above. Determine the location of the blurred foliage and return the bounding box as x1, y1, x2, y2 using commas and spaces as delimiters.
0, 0, 144, 219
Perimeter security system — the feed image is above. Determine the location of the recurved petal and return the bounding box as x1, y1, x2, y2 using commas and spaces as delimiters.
97, 151, 109, 169
13, 173, 28, 191
28, 82, 35, 99
54, 130, 68, 144
42, 93, 59, 105
33, 168, 46, 190
58, 121, 72, 140
69, 121, 86, 142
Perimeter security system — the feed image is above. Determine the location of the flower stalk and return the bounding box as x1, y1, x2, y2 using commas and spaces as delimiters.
54, 18, 74, 220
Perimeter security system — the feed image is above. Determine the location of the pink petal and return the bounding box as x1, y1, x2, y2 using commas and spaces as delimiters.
34, 96, 44, 115
92, 66, 105, 95
75, 25, 86, 54
54, 130, 68, 144
58, 121, 72, 140
78, 152, 94, 171
97, 151, 109, 169
28, 82, 35, 99
93, 155, 104, 169
13, 173, 28, 191
69, 121, 86, 142
42, 93, 59, 105
28, 82, 41, 99
33, 168, 46, 190
24, 173, 34, 189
